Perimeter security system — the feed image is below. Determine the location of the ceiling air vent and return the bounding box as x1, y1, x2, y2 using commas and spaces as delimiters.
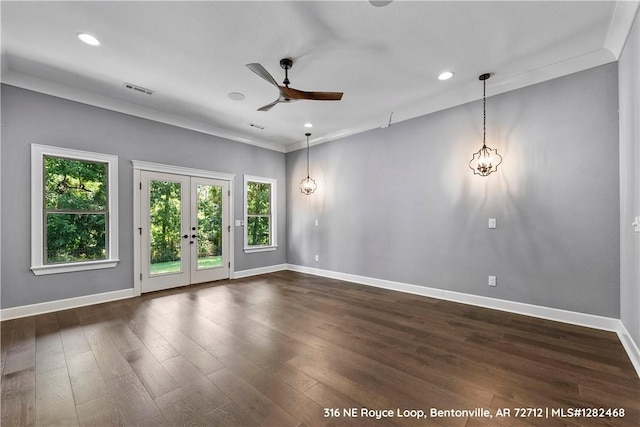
123, 83, 154, 95
248, 123, 265, 130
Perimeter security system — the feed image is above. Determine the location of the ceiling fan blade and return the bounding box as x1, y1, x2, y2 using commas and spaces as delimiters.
257, 99, 282, 112
281, 86, 343, 101
246, 63, 279, 87
303, 91, 343, 101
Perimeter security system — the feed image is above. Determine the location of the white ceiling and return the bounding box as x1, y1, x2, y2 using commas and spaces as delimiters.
1, 1, 638, 152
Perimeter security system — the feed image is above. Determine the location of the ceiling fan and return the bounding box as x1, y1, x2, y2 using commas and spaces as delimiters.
246, 58, 343, 111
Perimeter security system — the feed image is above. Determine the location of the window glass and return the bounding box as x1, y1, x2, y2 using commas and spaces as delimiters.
244, 176, 277, 252
247, 181, 272, 246
44, 156, 109, 264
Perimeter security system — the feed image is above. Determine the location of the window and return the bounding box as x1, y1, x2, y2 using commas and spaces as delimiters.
31, 144, 119, 275
244, 175, 277, 253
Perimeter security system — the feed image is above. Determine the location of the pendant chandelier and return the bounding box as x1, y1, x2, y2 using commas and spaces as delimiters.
469, 73, 502, 176
299, 132, 317, 195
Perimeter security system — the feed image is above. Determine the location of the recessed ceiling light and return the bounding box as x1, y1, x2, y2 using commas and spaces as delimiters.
228, 92, 245, 101
304, 123, 313, 128
77, 33, 101, 47
369, 1, 393, 7
438, 71, 454, 81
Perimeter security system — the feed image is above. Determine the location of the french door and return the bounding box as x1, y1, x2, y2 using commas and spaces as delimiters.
140, 171, 229, 293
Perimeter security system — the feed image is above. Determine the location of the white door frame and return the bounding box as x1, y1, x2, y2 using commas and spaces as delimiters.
132, 160, 235, 296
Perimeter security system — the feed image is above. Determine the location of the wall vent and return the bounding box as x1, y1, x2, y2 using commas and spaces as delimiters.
248, 123, 265, 130
124, 83, 154, 95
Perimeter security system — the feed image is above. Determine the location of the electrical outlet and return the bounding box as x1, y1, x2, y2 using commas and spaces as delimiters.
315, 254, 319, 262
488, 276, 497, 287
314, 219, 319, 227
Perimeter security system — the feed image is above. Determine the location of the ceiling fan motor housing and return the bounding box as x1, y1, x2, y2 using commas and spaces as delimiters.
280, 58, 293, 70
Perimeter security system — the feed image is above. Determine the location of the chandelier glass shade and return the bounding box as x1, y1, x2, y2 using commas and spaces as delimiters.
299, 133, 317, 195
469, 73, 502, 176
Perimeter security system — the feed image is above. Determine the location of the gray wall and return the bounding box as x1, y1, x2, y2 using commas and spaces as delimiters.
619, 12, 640, 349
1, 85, 286, 309
287, 63, 620, 318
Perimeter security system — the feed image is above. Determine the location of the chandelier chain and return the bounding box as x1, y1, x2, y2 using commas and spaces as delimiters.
306, 133, 310, 178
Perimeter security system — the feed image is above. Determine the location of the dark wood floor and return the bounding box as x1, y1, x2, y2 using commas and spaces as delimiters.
1, 271, 638, 426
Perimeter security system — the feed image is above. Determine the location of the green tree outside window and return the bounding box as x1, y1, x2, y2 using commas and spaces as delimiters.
44, 156, 108, 263
247, 181, 271, 246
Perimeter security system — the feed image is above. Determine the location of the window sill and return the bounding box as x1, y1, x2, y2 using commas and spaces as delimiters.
243, 246, 277, 254
31, 259, 119, 276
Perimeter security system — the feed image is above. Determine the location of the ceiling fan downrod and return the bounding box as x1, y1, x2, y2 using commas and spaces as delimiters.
280, 58, 293, 87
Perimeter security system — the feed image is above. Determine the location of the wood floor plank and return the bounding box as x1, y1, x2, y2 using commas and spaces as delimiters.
160, 354, 231, 413
139, 309, 225, 376
82, 323, 134, 381
35, 366, 78, 427
208, 367, 301, 427
1, 368, 36, 427
206, 401, 261, 427
109, 303, 180, 362
3, 317, 36, 376
66, 350, 108, 405
75, 394, 122, 427
34, 313, 66, 376
60, 326, 92, 358
125, 347, 179, 399
105, 372, 167, 426
106, 322, 145, 355
153, 387, 212, 426
219, 352, 329, 427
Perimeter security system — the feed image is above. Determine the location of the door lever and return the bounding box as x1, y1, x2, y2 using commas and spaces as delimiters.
183, 234, 188, 239
191, 234, 197, 239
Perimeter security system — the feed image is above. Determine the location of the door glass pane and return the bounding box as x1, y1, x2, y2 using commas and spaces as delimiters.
149, 180, 182, 275
196, 184, 222, 270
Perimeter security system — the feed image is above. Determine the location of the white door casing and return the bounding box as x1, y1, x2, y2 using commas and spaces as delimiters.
133, 161, 235, 295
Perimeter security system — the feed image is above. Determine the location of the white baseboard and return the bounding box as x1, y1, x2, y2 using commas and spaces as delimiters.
0, 288, 135, 321
233, 263, 287, 279
617, 322, 640, 378
286, 264, 620, 332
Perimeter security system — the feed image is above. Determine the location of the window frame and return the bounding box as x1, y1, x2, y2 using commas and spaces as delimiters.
31, 144, 119, 275
243, 175, 277, 253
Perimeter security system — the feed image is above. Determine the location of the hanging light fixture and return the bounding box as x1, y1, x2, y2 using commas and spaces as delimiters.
469, 73, 502, 176
299, 132, 317, 195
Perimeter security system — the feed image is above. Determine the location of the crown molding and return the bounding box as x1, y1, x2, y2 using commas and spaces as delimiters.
604, 0, 640, 58
1, 70, 286, 153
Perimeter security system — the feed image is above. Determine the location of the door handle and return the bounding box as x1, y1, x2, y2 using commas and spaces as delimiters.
183, 234, 188, 239
191, 234, 197, 239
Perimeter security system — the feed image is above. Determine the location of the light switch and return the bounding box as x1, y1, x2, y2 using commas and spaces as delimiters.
633, 216, 640, 232
235, 220, 243, 227
488, 218, 497, 229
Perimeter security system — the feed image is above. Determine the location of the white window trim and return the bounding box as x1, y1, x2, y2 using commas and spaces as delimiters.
31, 144, 119, 275
243, 175, 277, 253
